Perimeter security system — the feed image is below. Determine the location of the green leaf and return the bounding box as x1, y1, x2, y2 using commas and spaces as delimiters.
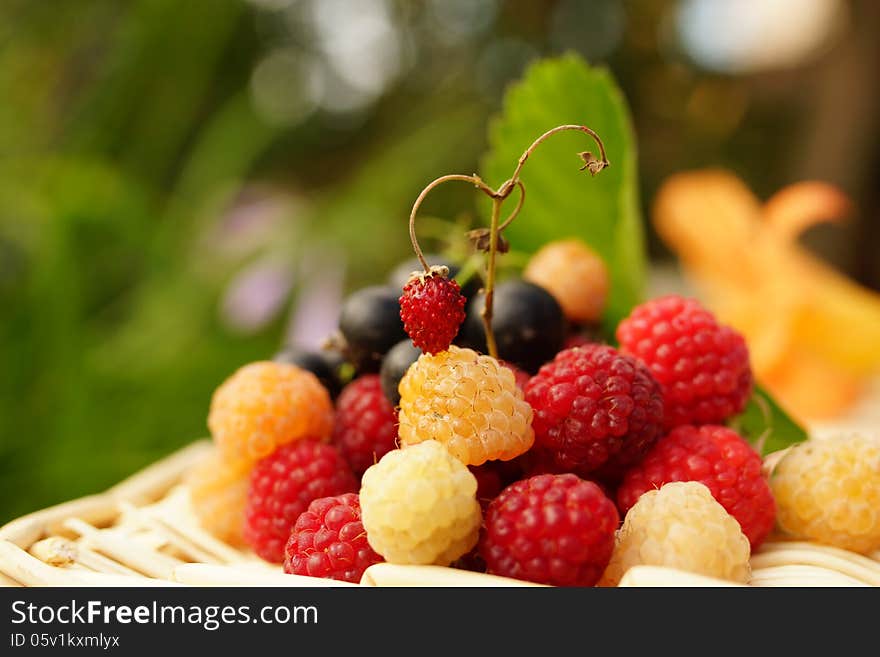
731, 384, 808, 456
480, 54, 645, 332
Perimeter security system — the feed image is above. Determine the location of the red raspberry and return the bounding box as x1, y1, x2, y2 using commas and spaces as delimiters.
480, 474, 619, 586
617, 424, 776, 550
616, 295, 753, 429
283, 493, 382, 583
399, 267, 466, 354
524, 345, 665, 476
332, 375, 398, 476
244, 440, 358, 562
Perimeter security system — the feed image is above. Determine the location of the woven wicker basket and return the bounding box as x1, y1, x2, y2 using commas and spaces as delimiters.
1, 439, 878, 588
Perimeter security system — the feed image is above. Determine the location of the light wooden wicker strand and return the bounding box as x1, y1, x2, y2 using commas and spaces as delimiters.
751, 542, 880, 586
173, 564, 358, 587
63, 518, 184, 580
132, 487, 251, 565
360, 564, 547, 587
617, 566, 745, 587
118, 502, 226, 566
29, 537, 143, 577
749, 565, 869, 587
0, 541, 178, 587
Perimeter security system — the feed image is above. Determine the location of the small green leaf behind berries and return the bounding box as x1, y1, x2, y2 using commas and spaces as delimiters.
729, 384, 808, 456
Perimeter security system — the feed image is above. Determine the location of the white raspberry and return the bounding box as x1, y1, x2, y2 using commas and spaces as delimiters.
359, 440, 481, 566
770, 434, 880, 554
600, 481, 751, 586
397, 346, 534, 466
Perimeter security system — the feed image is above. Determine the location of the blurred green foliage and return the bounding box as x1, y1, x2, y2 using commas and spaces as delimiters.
0, 0, 493, 520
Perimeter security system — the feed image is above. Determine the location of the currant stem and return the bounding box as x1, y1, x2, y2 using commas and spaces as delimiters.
408, 174, 495, 272
508, 124, 608, 188
405, 123, 607, 362
481, 197, 502, 359
480, 126, 606, 358
497, 180, 525, 232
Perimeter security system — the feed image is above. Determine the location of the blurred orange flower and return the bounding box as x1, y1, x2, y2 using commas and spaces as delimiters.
653, 170, 880, 422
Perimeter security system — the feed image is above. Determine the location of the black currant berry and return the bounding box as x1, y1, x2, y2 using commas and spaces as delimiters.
273, 346, 349, 399
338, 285, 407, 373
460, 279, 566, 374
379, 339, 421, 406
388, 254, 482, 300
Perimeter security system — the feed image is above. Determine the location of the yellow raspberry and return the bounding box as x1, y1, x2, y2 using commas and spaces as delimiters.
523, 239, 609, 324
770, 434, 880, 554
359, 440, 481, 566
208, 361, 333, 465
600, 481, 751, 586
186, 449, 250, 547
397, 346, 534, 466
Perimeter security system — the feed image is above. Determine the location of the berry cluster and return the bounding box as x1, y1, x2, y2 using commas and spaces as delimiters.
188, 237, 790, 587
187, 123, 875, 587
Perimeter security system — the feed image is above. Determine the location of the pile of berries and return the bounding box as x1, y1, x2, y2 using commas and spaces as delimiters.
187, 236, 880, 587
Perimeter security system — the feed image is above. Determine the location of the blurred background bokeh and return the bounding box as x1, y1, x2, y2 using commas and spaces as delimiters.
2, 0, 878, 521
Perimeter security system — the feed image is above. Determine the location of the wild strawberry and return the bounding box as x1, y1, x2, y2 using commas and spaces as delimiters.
399, 266, 466, 355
